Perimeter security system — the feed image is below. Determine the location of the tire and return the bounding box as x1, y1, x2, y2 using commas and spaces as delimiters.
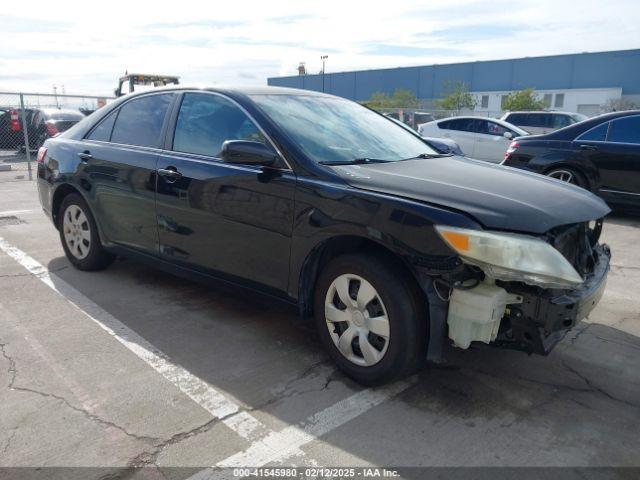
314, 253, 427, 386
58, 193, 114, 271
546, 167, 589, 190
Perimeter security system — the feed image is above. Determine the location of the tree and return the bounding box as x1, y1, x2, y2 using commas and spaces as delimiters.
364, 89, 420, 109
604, 98, 638, 112
501, 88, 546, 111
436, 81, 477, 113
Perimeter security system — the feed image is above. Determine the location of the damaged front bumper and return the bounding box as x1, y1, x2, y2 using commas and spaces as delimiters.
495, 243, 610, 355
419, 243, 611, 361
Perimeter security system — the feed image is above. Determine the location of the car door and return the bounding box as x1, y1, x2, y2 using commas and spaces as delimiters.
437, 119, 477, 157
155, 91, 296, 293
473, 120, 514, 163
578, 116, 640, 205
82, 92, 174, 253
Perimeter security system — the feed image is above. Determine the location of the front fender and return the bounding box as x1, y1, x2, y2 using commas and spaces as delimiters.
288, 178, 481, 300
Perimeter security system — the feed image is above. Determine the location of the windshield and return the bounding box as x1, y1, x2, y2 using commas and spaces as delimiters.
251, 94, 437, 164
571, 113, 589, 123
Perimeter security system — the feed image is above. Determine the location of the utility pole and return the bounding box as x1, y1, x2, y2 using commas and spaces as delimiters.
321, 55, 328, 92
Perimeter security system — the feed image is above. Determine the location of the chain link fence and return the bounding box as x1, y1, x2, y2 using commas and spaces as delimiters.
0, 92, 113, 182
372, 107, 505, 130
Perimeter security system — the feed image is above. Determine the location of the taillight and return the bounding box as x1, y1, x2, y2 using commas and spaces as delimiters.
10, 109, 21, 132
45, 121, 59, 137
504, 141, 520, 161
37, 147, 48, 164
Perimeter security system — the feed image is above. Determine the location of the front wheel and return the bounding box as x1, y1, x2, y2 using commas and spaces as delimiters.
314, 254, 427, 385
59, 193, 114, 271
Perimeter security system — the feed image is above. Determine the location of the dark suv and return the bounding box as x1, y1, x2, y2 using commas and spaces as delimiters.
37, 87, 610, 385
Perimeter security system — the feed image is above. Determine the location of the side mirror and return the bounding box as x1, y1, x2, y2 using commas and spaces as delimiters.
503, 131, 513, 139
221, 140, 277, 166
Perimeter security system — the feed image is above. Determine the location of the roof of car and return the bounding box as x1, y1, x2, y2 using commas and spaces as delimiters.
503, 111, 578, 115
122, 85, 333, 98
426, 115, 529, 133
519, 109, 640, 140
39, 108, 84, 115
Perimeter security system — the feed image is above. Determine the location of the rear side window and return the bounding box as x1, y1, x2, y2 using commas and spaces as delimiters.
607, 116, 640, 144
526, 113, 551, 128
577, 122, 609, 142
111, 94, 173, 148
440, 118, 474, 132
87, 111, 117, 141
505, 113, 526, 125
173, 93, 266, 157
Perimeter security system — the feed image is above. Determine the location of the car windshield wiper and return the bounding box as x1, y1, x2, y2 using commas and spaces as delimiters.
318, 157, 394, 165
410, 152, 453, 159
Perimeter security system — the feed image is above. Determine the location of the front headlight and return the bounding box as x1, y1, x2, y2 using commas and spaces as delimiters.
435, 225, 583, 289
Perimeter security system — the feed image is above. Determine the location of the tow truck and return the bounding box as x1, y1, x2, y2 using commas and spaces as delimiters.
114, 73, 180, 97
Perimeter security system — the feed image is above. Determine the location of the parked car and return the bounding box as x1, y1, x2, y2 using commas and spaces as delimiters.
0, 108, 24, 148
502, 110, 640, 210
385, 114, 464, 156
37, 87, 610, 385
501, 111, 588, 135
13, 108, 85, 150
418, 116, 528, 163
412, 111, 435, 126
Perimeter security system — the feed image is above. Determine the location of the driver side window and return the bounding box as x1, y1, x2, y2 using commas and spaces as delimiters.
173, 93, 266, 158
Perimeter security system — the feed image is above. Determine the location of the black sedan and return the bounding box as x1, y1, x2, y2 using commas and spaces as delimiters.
502, 110, 640, 209
37, 87, 610, 385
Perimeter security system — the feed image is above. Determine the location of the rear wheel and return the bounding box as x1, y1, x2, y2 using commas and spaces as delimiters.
546, 167, 588, 190
314, 254, 427, 385
59, 193, 114, 271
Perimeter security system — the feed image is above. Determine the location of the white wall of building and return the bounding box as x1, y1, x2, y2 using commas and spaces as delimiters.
472, 87, 622, 117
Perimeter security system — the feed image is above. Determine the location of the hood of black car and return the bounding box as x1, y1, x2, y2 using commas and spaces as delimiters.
332, 156, 610, 234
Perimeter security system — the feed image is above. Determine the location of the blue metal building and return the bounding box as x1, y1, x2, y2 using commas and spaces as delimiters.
267, 49, 640, 107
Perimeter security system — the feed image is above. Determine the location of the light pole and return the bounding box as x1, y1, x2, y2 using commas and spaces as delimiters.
321, 55, 328, 92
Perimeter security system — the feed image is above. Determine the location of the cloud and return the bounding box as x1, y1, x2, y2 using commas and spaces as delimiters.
361, 44, 461, 57
1, 0, 639, 95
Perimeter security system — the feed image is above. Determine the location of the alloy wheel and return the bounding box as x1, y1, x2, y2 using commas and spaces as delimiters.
324, 274, 390, 366
547, 169, 577, 184
62, 204, 91, 260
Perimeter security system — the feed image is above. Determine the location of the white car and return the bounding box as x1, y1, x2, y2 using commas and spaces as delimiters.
418, 116, 528, 163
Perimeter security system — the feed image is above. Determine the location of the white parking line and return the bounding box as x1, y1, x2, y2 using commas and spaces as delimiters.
0, 236, 267, 442
0, 236, 412, 472
188, 379, 413, 479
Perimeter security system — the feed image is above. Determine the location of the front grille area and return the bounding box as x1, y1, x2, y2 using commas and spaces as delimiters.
547, 219, 603, 277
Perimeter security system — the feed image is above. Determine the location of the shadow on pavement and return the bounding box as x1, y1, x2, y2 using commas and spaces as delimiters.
46, 254, 640, 467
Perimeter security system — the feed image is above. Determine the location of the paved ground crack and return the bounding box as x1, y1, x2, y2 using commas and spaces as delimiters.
117, 417, 221, 478
1, 342, 160, 444
561, 360, 640, 409
244, 361, 339, 412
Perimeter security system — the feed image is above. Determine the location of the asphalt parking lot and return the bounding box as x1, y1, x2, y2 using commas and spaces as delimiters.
1, 176, 639, 479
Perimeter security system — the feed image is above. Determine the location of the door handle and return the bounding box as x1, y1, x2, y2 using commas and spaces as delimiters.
77, 151, 92, 162
158, 167, 183, 181
579, 144, 598, 151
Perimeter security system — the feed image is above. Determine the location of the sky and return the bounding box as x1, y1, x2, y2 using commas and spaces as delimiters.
2, 0, 639, 96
